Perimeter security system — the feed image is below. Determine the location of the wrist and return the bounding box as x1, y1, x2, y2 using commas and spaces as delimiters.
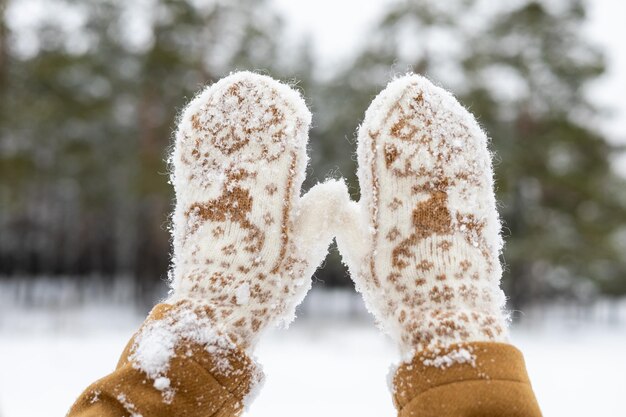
393, 308, 509, 358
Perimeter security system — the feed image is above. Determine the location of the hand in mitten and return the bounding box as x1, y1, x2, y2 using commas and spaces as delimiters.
166, 71, 345, 346
338, 74, 543, 417
128, 71, 345, 404
336, 74, 508, 360
69, 72, 348, 417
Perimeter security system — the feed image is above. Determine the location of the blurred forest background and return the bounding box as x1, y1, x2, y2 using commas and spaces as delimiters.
1, 0, 626, 311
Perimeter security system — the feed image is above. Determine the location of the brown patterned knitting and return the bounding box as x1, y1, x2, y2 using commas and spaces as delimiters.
165, 71, 342, 349
337, 74, 509, 364
124, 72, 349, 407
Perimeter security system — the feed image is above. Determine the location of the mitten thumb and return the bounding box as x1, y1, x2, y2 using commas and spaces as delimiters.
334, 197, 370, 282
292, 179, 353, 268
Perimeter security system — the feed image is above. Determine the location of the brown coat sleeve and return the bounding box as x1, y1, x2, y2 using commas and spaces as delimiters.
67, 304, 261, 417
393, 342, 542, 417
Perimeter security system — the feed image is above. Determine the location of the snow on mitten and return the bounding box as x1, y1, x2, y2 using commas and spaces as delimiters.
165, 71, 342, 349
125, 73, 344, 406
68, 72, 351, 414
336, 74, 509, 362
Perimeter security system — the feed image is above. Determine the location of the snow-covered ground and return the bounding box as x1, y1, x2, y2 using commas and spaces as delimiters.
1, 299, 625, 417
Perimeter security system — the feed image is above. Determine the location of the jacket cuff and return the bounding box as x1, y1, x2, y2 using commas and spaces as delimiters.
393, 342, 542, 417
68, 303, 263, 417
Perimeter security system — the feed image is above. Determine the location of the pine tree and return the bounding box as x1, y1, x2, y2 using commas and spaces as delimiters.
461, 1, 626, 307
0, 0, 300, 302
316, 0, 626, 306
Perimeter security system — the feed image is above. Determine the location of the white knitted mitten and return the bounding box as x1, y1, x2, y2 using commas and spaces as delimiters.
336, 74, 509, 361
166, 71, 344, 350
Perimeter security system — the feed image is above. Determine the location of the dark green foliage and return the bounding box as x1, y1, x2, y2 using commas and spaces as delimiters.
1, 0, 624, 306
0, 0, 313, 301
314, 0, 626, 305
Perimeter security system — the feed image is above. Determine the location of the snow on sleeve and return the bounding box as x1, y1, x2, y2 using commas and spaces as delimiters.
116, 393, 143, 417
153, 376, 171, 391
421, 346, 477, 369
88, 390, 101, 404
128, 305, 246, 403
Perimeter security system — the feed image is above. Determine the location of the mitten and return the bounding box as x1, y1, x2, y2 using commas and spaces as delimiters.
166, 71, 344, 346
128, 71, 344, 405
336, 74, 509, 361
68, 72, 349, 417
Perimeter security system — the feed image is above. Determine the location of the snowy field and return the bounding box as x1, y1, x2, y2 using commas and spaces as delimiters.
1, 298, 625, 417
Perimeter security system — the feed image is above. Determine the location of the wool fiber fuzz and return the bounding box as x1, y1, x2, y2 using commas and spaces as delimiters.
165, 71, 341, 349
336, 74, 509, 362
126, 72, 351, 407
